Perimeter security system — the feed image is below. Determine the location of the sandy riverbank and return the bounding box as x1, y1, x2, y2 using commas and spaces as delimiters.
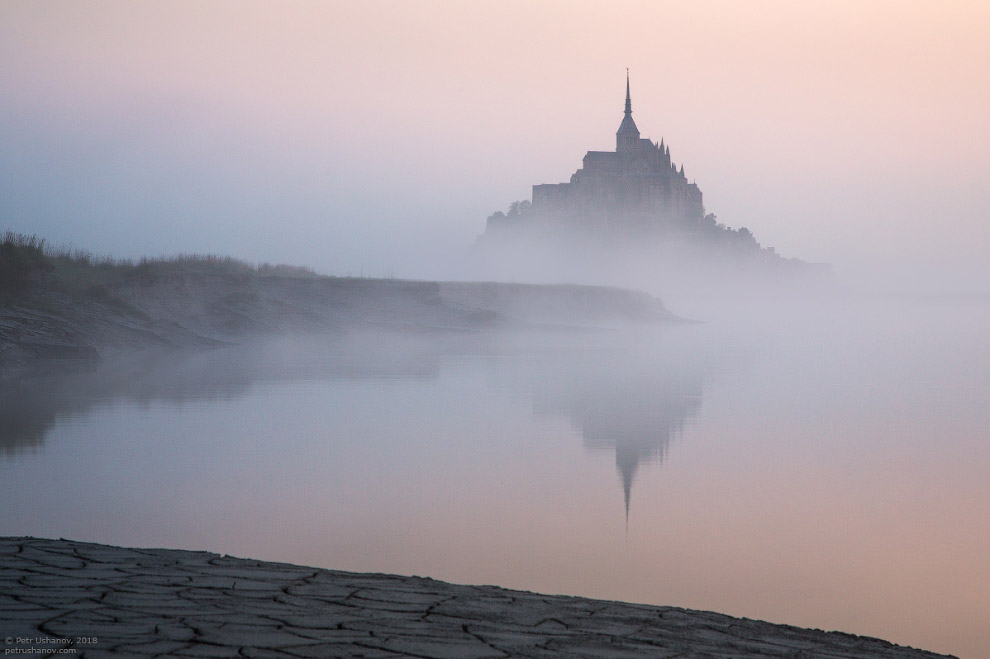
0, 537, 955, 658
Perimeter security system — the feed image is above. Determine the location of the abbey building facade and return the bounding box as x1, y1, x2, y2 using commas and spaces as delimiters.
487, 75, 708, 238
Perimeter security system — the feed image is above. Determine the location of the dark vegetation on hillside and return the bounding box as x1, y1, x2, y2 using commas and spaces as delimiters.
0, 233, 53, 297
0, 231, 320, 306
487, 201, 763, 253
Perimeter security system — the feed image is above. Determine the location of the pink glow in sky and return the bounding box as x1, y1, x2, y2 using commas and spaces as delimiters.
1, 0, 988, 290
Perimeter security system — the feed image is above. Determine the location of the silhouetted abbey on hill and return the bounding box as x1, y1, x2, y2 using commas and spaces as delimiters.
500, 73, 705, 236
478, 75, 827, 286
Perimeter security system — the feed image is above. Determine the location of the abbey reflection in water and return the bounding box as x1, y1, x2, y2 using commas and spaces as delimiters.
528, 334, 712, 524
0, 330, 728, 528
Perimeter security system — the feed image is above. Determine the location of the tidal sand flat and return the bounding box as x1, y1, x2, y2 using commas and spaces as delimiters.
0, 537, 954, 658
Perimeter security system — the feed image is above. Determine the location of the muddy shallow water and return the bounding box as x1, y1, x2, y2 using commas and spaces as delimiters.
2, 295, 987, 658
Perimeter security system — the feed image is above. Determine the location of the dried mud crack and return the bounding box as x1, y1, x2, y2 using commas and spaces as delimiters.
0, 537, 955, 658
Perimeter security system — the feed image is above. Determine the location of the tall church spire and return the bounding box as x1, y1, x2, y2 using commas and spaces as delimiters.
625, 69, 632, 115
616, 69, 640, 152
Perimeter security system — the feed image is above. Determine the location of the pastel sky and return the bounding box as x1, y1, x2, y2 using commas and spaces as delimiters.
2, 0, 988, 290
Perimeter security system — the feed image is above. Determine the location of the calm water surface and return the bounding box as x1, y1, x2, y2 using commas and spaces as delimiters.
2, 296, 988, 658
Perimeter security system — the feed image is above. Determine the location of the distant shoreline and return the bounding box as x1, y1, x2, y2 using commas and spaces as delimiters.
0, 252, 676, 378
0, 537, 955, 658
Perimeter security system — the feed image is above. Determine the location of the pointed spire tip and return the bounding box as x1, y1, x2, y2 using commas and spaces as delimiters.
624, 70, 632, 115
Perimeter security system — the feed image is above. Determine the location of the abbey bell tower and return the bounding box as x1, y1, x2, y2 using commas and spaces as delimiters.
616, 71, 640, 153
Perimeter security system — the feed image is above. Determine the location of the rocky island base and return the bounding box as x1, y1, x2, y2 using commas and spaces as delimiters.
0, 537, 953, 658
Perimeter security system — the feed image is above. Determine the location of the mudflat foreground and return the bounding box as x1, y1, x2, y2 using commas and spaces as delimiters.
0, 537, 954, 659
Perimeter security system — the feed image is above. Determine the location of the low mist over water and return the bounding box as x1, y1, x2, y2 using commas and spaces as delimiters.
2, 295, 987, 658
3, 4, 989, 658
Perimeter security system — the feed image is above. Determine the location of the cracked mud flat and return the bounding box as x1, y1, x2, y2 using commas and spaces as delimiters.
0, 538, 954, 658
